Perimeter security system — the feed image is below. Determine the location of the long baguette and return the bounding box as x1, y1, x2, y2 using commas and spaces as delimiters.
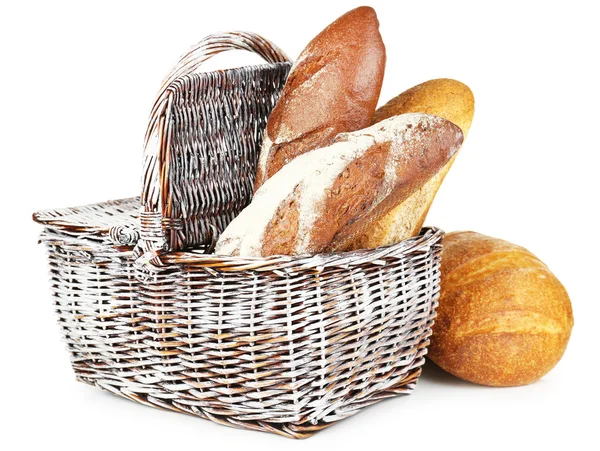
216, 113, 463, 257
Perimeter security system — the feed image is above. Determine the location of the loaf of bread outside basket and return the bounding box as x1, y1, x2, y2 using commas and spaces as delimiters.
253, 6, 386, 191
216, 113, 463, 257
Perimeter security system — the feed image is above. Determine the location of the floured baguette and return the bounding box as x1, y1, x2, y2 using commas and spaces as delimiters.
253, 6, 385, 191
216, 113, 463, 257
349, 78, 475, 249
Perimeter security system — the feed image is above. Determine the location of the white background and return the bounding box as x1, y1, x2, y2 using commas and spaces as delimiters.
2, 1, 598, 449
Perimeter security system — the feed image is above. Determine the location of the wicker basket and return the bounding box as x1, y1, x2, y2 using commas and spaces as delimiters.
33, 32, 443, 439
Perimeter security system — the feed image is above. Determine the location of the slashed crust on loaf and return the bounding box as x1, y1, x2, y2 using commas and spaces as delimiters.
308, 142, 390, 252
216, 113, 463, 257
253, 6, 385, 191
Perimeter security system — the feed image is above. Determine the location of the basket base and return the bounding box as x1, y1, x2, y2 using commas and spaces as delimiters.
74, 365, 423, 439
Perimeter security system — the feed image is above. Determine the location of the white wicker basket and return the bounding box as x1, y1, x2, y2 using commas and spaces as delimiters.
33, 31, 443, 439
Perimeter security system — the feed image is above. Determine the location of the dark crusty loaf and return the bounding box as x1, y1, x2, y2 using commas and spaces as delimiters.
253, 6, 385, 191
216, 113, 463, 257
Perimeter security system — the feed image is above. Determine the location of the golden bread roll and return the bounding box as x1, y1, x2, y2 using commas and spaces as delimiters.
349, 78, 474, 249
429, 231, 574, 387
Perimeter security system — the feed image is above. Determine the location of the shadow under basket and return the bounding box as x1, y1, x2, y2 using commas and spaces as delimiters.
33, 32, 443, 439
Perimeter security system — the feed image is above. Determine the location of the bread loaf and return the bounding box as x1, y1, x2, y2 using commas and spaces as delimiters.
216, 113, 463, 257
430, 231, 574, 387
253, 6, 385, 191
350, 79, 474, 249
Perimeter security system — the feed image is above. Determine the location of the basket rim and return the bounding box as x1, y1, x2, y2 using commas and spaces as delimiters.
167, 60, 292, 88
33, 198, 444, 272
160, 226, 444, 272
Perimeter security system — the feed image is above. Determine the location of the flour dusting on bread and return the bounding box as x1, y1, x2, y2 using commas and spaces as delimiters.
295, 136, 374, 251
218, 137, 373, 256
216, 113, 462, 257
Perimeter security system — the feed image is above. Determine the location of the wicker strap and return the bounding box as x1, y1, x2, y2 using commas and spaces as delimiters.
135, 32, 291, 267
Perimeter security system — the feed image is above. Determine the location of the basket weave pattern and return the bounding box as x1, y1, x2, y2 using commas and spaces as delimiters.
161, 64, 290, 250
34, 32, 443, 439
139, 32, 290, 254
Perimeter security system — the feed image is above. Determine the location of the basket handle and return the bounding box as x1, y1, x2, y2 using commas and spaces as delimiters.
135, 32, 291, 267
144, 31, 290, 148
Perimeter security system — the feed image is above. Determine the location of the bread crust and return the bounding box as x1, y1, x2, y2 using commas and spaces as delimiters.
350, 78, 474, 249
429, 232, 574, 387
374, 78, 474, 135
216, 113, 463, 257
253, 6, 385, 191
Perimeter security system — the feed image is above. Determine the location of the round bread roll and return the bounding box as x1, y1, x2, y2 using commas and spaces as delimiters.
429, 231, 574, 387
